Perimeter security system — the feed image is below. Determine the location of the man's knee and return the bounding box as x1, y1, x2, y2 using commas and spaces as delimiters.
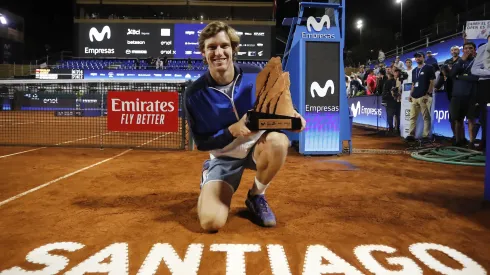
199, 212, 227, 232
263, 132, 289, 155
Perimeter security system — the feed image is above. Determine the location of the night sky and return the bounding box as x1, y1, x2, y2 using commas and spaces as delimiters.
0, 0, 487, 63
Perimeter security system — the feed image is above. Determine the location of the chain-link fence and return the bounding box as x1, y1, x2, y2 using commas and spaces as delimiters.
0, 80, 191, 150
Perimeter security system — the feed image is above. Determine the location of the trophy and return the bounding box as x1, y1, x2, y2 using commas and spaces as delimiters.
245, 57, 303, 131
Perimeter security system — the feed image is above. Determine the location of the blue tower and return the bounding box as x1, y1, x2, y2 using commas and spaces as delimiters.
282, 1, 351, 155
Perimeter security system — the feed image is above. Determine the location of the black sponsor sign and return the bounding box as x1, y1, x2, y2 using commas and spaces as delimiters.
21, 92, 100, 109
76, 23, 272, 60
305, 41, 340, 112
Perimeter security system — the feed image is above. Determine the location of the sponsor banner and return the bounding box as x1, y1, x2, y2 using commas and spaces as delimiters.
465, 20, 490, 39
83, 69, 203, 80
77, 23, 272, 60
107, 91, 179, 132
20, 92, 101, 115
349, 92, 482, 140
304, 41, 340, 153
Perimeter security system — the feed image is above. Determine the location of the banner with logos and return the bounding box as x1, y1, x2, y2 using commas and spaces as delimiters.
303, 41, 341, 153
465, 20, 490, 40
77, 23, 272, 60
106, 91, 179, 132
83, 69, 204, 81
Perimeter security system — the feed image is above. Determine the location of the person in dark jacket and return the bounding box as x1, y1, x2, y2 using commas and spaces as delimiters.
449, 41, 479, 148
382, 72, 399, 134
375, 69, 386, 95
184, 21, 306, 232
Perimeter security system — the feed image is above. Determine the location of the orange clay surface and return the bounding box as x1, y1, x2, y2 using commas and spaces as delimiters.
0, 127, 488, 275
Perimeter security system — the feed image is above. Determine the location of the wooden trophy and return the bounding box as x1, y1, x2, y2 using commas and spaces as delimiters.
245, 57, 303, 131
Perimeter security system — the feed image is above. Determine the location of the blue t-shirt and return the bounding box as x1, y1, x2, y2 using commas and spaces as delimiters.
411, 64, 436, 98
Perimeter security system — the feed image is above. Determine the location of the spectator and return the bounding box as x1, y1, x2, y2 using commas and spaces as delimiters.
450, 41, 479, 148
366, 69, 377, 95
358, 65, 366, 83
404, 58, 414, 85
439, 46, 461, 140
345, 75, 351, 97
407, 52, 435, 141
393, 67, 403, 133
376, 69, 387, 95
350, 73, 365, 96
378, 49, 386, 64
471, 36, 490, 151
444, 46, 461, 67
394, 56, 404, 70
382, 72, 398, 134
426, 50, 438, 66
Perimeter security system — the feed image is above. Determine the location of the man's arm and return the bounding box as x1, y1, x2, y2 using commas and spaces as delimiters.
184, 91, 235, 152
471, 44, 490, 77
449, 59, 465, 79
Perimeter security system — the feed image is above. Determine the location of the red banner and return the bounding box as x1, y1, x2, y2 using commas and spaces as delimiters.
107, 91, 179, 132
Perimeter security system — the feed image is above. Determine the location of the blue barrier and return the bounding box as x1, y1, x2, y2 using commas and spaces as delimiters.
349, 92, 482, 140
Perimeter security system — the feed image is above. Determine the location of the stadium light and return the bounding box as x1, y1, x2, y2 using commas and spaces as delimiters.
0, 14, 7, 25
356, 20, 363, 43
396, 0, 403, 39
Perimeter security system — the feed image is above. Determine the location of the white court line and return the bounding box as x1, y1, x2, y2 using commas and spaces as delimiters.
0, 150, 132, 207
0, 133, 169, 207
56, 132, 112, 145
0, 147, 47, 159
0, 132, 112, 159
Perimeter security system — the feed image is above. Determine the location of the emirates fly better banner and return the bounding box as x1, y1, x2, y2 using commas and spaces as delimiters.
107, 91, 179, 132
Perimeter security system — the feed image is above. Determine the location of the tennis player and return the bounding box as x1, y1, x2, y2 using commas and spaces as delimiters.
183, 21, 306, 232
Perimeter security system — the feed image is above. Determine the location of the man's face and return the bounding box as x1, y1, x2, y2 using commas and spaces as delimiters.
427, 52, 432, 57
405, 60, 412, 68
463, 44, 475, 57
415, 55, 424, 64
202, 31, 234, 74
394, 71, 400, 78
386, 67, 392, 74
451, 48, 460, 57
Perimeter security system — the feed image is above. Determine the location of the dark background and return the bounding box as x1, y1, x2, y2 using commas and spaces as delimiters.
0, 0, 489, 63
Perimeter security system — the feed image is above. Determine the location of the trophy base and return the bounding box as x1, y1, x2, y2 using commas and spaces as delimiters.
246, 111, 302, 131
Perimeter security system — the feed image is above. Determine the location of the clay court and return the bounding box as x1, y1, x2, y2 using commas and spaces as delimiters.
0, 109, 489, 274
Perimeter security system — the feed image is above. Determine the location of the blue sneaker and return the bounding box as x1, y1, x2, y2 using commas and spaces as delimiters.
245, 191, 277, 227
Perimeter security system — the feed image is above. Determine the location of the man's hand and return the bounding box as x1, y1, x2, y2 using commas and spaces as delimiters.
409, 96, 413, 102
291, 111, 306, 133
228, 113, 254, 138
461, 51, 469, 61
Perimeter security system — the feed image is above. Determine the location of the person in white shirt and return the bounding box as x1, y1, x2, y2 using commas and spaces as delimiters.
403, 58, 414, 85
395, 56, 405, 70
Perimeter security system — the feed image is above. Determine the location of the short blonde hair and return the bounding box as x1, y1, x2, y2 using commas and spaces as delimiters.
198, 21, 240, 62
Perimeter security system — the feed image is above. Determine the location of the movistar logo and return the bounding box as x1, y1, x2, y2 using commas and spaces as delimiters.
351, 101, 361, 118
350, 101, 382, 118
307, 15, 331, 32
89, 26, 111, 42
310, 80, 335, 98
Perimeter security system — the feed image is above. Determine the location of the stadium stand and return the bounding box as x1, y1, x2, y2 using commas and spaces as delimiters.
56, 59, 268, 71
